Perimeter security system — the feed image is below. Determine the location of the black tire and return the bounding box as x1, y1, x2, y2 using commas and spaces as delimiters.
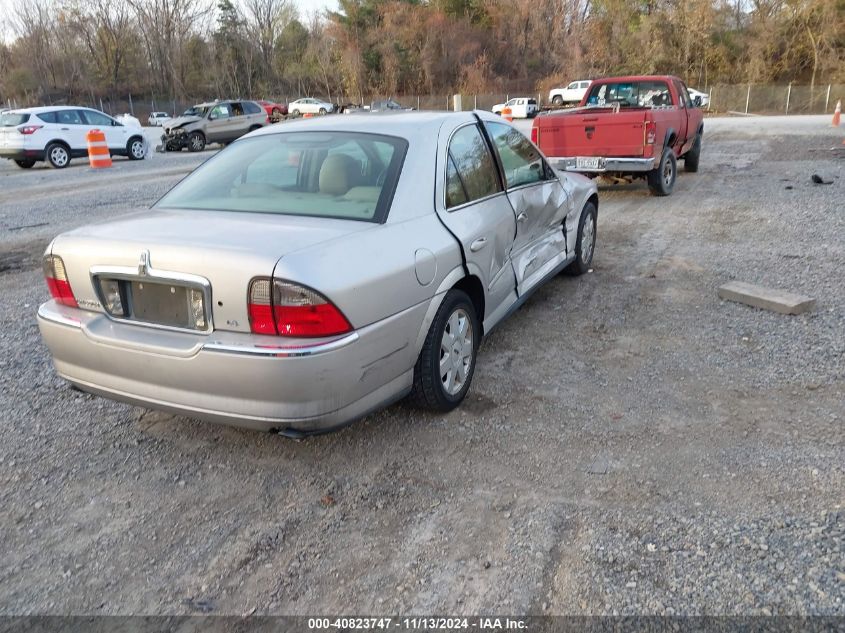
647, 147, 677, 196
564, 201, 598, 276
272, 107, 281, 117
14, 159, 35, 169
552, 95, 563, 106
45, 142, 70, 169
187, 131, 205, 152
127, 136, 145, 160
318, 107, 327, 115
409, 289, 480, 412
684, 133, 701, 173
291, 109, 300, 117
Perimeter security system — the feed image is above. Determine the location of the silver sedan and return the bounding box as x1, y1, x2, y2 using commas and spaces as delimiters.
37, 111, 598, 435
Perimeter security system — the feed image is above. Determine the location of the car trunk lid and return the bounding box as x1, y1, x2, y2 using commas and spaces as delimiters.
51, 209, 374, 333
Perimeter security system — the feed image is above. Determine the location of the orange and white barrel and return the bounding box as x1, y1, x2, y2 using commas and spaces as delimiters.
86, 129, 112, 169
501, 106, 513, 122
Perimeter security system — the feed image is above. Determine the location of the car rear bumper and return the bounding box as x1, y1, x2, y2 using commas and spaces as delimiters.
0, 148, 45, 161
548, 156, 658, 173
37, 299, 427, 433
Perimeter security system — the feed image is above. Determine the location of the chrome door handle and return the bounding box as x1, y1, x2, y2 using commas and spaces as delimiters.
517, 212, 528, 222
469, 238, 487, 252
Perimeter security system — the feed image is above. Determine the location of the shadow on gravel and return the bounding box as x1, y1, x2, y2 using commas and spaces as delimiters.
0, 239, 49, 274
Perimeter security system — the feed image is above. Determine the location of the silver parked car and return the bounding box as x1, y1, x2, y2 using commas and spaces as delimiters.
37, 111, 598, 435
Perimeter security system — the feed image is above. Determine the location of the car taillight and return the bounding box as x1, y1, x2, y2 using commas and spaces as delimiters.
645, 120, 656, 145
531, 125, 539, 145
18, 125, 43, 135
248, 278, 352, 338
43, 255, 78, 307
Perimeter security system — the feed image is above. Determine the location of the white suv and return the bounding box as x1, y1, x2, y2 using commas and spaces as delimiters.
549, 80, 592, 106
0, 106, 147, 169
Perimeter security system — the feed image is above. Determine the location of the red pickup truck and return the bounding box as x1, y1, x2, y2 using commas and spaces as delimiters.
531, 75, 704, 196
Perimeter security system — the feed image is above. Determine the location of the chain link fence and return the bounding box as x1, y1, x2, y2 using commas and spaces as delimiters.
7, 84, 843, 120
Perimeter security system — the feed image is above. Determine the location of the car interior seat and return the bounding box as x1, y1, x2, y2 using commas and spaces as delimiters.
319, 154, 361, 196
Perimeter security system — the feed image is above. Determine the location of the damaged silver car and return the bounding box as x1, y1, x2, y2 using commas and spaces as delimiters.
160, 100, 268, 152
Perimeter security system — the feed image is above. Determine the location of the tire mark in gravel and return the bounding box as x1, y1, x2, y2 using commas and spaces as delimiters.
0, 167, 193, 205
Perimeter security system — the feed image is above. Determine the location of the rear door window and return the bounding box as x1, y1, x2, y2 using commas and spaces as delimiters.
446, 124, 502, 208
36, 112, 57, 123
56, 110, 84, 125
243, 101, 261, 115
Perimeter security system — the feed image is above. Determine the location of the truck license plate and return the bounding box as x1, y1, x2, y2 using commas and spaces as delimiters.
577, 157, 601, 170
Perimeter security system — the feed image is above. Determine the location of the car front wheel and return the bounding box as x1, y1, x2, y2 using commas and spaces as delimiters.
45, 142, 70, 169
410, 289, 479, 412
188, 132, 205, 152
319, 107, 327, 115
684, 133, 701, 173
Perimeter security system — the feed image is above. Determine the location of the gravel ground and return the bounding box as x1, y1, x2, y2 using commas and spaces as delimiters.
0, 117, 842, 616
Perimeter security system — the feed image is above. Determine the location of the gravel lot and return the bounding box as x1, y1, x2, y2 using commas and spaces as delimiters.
0, 117, 842, 616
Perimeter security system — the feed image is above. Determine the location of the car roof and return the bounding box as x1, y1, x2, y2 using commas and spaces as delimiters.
4, 105, 102, 114
248, 110, 502, 142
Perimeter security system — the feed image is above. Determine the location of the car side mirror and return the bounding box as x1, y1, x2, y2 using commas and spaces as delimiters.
693, 96, 702, 107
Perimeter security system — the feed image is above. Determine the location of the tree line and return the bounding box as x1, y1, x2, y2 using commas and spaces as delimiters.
0, 0, 842, 107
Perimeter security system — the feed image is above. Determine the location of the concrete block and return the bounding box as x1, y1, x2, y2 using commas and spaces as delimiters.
718, 281, 815, 315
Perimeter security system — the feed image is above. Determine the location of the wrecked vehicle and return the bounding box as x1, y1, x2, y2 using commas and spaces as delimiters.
160, 100, 268, 152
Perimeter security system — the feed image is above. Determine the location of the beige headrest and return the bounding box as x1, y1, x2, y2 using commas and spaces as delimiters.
319, 154, 360, 196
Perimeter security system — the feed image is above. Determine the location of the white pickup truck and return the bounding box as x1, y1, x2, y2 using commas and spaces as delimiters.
549, 80, 592, 106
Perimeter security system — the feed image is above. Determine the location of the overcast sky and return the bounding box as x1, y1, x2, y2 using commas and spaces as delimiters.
0, 0, 340, 43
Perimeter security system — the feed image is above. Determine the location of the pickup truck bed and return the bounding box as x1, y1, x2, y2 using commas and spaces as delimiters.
531, 75, 704, 196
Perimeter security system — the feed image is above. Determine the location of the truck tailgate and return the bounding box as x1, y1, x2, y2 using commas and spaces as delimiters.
537, 108, 648, 158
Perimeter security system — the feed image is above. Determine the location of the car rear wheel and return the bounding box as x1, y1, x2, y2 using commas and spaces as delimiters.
127, 137, 145, 160
647, 147, 677, 196
14, 159, 35, 169
684, 133, 701, 173
188, 132, 205, 152
291, 109, 300, 117
564, 201, 598, 276
45, 142, 70, 169
272, 107, 281, 117
409, 289, 479, 412
552, 95, 563, 106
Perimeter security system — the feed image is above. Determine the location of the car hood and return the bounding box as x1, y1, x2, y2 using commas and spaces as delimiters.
51, 209, 375, 333
164, 115, 201, 130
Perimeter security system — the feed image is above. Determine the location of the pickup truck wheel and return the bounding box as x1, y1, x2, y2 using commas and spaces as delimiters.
409, 289, 479, 412
552, 95, 563, 106
565, 201, 598, 276
684, 134, 701, 173
187, 132, 205, 152
648, 148, 677, 196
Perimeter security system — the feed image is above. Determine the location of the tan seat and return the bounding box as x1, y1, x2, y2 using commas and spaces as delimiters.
319, 154, 360, 196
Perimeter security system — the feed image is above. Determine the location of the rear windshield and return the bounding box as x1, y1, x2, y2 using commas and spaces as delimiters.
156, 131, 408, 223
243, 101, 262, 114
586, 81, 673, 107
1, 113, 30, 126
